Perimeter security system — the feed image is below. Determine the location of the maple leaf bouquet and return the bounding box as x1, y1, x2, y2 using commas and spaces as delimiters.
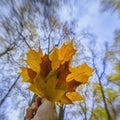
19, 40, 94, 104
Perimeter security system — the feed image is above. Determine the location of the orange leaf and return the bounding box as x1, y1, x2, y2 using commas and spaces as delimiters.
40, 55, 52, 78
19, 67, 36, 83
67, 80, 80, 92
58, 94, 72, 104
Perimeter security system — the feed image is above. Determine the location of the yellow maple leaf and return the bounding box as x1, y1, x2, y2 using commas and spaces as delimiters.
19, 40, 94, 104
25, 49, 43, 72
66, 92, 84, 101
49, 47, 61, 70
66, 63, 94, 83
58, 40, 76, 64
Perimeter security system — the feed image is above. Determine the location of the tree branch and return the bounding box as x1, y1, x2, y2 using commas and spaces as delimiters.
0, 75, 20, 106
0, 44, 15, 57
90, 48, 112, 120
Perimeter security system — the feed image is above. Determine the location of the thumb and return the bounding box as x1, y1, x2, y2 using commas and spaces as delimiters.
32, 98, 57, 120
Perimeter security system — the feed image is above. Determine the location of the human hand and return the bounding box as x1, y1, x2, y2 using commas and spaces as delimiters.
25, 97, 57, 120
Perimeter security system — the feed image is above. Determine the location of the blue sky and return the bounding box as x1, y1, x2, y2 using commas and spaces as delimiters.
59, 0, 120, 44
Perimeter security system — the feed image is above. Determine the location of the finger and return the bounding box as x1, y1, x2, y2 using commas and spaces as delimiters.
35, 97, 41, 106
31, 102, 38, 113
32, 97, 42, 111
41, 98, 48, 103
31, 97, 42, 115
25, 107, 34, 120
34, 100, 57, 120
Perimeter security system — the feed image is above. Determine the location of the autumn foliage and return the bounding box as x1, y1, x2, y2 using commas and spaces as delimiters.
19, 41, 94, 104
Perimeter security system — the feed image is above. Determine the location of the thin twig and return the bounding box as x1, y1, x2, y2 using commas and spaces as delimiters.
0, 75, 20, 106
